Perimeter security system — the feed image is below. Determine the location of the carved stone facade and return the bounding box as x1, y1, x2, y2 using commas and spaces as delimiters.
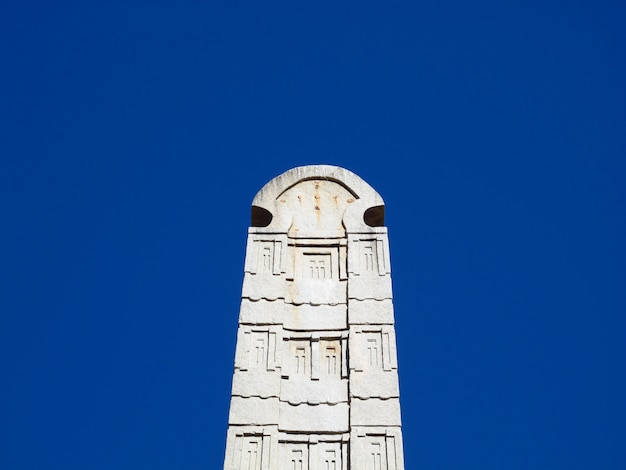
224, 166, 405, 470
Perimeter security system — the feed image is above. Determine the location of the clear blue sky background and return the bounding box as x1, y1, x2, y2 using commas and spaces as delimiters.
1, 1, 625, 469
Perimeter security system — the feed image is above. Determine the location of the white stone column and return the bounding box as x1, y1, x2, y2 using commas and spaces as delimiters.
224, 166, 405, 469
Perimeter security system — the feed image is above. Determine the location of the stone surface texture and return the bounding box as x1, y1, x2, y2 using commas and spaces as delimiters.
223, 165, 405, 470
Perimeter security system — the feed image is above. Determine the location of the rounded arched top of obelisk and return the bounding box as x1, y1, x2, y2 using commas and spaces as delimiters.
251, 165, 385, 236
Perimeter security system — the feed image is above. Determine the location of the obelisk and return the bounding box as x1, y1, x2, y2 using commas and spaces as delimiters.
223, 165, 405, 470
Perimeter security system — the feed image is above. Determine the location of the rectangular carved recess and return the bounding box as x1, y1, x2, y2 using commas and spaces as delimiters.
350, 326, 397, 373
228, 430, 273, 470
278, 437, 348, 470
347, 235, 391, 277
245, 236, 287, 276
351, 428, 404, 470
280, 240, 348, 308
235, 327, 280, 372
281, 333, 348, 380
288, 239, 348, 282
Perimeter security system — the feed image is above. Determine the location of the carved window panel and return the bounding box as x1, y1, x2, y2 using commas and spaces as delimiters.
290, 449, 305, 470
246, 238, 284, 275
283, 336, 348, 380
352, 431, 400, 470
248, 332, 268, 370
348, 236, 390, 276
277, 438, 346, 470
280, 442, 309, 470
290, 340, 311, 376
318, 442, 343, 470
253, 338, 266, 369
241, 437, 263, 470
325, 347, 338, 375
238, 329, 278, 372
304, 253, 331, 280
368, 439, 387, 470
295, 348, 307, 374
351, 328, 395, 373
320, 340, 341, 377
361, 241, 377, 273
260, 243, 274, 273
293, 246, 347, 282
363, 332, 383, 369
324, 450, 337, 470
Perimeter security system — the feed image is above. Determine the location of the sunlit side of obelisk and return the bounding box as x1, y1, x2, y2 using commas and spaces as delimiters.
223, 165, 405, 470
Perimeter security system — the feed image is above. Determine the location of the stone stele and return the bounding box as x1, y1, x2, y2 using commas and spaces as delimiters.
223, 165, 405, 470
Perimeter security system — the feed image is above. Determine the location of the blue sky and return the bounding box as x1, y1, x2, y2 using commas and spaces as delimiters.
1, 1, 625, 468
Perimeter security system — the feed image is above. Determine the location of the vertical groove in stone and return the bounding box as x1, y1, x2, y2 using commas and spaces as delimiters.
224, 166, 405, 470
